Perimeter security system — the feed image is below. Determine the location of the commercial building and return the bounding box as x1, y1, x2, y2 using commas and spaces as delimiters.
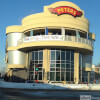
5, 1, 95, 83
91, 65, 100, 83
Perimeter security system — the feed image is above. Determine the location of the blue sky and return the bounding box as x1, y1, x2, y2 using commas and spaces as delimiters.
0, 0, 100, 70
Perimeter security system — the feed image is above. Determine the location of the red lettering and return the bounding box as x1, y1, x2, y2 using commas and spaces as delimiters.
48, 6, 82, 17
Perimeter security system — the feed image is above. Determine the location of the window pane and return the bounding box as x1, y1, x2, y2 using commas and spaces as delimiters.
50, 64, 55, 67
50, 72, 55, 81
51, 51, 55, 60
71, 64, 74, 68
32, 52, 34, 60
32, 61, 34, 63
61, 64, 65, 68
39, 61, 43, 63
35, 61, 38, 63
66, 64, 70, 68
66, 60, 70, 63
71, 61, 74, 65
39, 51, 43, 60
66, 51, 70, 61
56, 51, 60, 60
38, 64, 42, 67
61, 51, 65, 60
30, 61, 32, 66
66, 72, 70, 81
56, 61, 60, 63
61, 61, 65, 63
71, 69, 74, 72
56, 72, 60, 81
61, 72, 65, 81
56, 68, 60, 71
56, 64, 60, 67
38, 68, 42, 71
61, 69, 65, 71
35, 52, 38, 60
50, 68, 55, 71
39, 72, 42, 80
66, 69, 70, 71
71, 51, 74, 61
30, 65, 34, 70
71, 72, 74, 81
51, 61, 56, 64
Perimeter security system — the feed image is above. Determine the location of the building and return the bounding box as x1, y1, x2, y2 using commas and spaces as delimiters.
91, 65, 100, 83
91, 65, 96, 81
5, 1, 95, 83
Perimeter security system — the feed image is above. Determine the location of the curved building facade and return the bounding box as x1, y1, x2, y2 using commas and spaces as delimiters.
5, 1, 95, 83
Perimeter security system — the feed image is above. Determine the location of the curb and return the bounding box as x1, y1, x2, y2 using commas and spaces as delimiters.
0, 87, 100, 92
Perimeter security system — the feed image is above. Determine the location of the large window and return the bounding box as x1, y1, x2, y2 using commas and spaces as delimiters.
29, 49, 43, 81
50, 49, 74, 82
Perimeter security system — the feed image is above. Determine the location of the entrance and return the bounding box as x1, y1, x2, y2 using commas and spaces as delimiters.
29, 73, 34, 81
38, 72, 42, 80
29, 72, 42, 81
28, 50, 43, 81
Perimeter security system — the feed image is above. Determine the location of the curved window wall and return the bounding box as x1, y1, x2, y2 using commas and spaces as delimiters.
24, 29, 87, 39
50, 49, 74, 82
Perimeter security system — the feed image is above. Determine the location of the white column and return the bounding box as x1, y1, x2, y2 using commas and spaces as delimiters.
61, 27, 65, 35
30, 29, 33, 36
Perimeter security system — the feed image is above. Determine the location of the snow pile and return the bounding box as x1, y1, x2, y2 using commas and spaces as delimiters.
0, 80, 100, 90
0, 81, 68, 89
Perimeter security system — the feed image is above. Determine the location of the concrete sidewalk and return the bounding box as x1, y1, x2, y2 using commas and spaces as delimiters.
0, 80, 100, 91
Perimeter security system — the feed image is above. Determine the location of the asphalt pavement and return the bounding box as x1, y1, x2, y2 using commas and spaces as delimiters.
0, 88, 100, 100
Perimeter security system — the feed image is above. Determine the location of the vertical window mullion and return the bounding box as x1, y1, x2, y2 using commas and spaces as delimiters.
55, 49, 56, 81
41, 50, 43, 80
38, 51, 39, 63
50, 50, 51, 76
70, 51, 71, 81
81, 54, 83, 82
34, 51, 35, 80
60, 50, 61, 81
65, 50, 66, 81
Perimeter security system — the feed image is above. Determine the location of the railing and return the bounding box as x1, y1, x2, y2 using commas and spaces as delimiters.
17, 35, 94, 47
65, 36, 94, 47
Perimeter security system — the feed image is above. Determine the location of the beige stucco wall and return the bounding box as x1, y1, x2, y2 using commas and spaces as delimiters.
74, 51, 79, 83
7, 41, 93, 55
43, 49, 50, 82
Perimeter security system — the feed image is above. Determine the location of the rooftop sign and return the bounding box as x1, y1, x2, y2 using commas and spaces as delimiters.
48, 6, 82, 17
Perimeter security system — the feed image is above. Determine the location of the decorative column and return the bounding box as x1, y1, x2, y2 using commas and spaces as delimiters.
26, 52, 29, 80
30, 29, 33, 36
74, 51, 79, 84
43, 49, 50, 82
61, 27, 65, 35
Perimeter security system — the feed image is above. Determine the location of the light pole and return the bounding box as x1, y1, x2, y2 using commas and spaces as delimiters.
0, 51, 2, 77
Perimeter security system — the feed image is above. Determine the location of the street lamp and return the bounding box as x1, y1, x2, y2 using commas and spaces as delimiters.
0, 51, 2, 77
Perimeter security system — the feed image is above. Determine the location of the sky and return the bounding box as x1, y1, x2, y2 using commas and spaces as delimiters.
0, 0, 100, 71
